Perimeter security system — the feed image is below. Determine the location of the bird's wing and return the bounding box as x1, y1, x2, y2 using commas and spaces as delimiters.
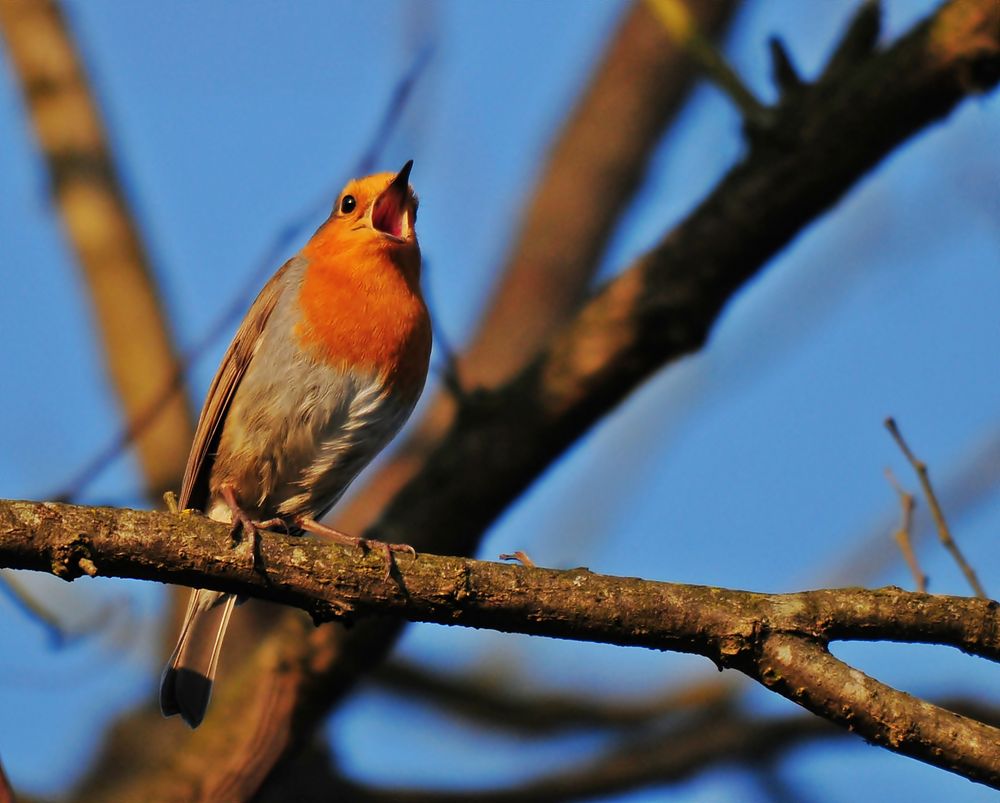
178, 259, 298, 512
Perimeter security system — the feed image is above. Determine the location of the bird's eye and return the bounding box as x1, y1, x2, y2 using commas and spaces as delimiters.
340, 195, 356, 214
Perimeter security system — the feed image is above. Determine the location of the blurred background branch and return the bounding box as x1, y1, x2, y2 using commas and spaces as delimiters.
321, 697, 1000, 803
371, 659, 740, 735
0, 0, 193, 502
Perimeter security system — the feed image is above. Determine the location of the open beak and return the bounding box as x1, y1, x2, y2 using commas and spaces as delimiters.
371, 160, 413, 241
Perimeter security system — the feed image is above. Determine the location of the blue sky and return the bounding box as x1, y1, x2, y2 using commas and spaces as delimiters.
2, 1, 999, 800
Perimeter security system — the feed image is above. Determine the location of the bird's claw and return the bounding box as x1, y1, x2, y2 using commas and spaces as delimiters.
220, 485, 277, 573
297, 517, 414, 581
359, 539, 416, 581
386, 542, 417, 558
226, 511, 261, 571
499, 550, 536, 568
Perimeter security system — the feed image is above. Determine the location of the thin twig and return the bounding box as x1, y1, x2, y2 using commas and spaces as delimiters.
885, 417, 987, 599
768, 36, 804, 94
826, 425, 1000, 588
0, 570, 132, 647
645, 0, 772, 129
884, 468, 926, 592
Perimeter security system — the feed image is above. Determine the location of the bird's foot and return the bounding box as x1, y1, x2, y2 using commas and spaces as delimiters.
220, 485, 280, 573
298, 517, 415, 580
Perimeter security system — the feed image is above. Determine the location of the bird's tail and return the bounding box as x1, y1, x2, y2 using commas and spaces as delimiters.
159, 589, 236, 728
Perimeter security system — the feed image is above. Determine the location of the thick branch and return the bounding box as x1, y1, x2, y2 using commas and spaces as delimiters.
458, 0, 743, 390
4, 501, 998, 658
2, 498, 999, 786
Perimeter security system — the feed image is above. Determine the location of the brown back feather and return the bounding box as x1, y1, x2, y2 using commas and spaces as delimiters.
178, 260, 295, 511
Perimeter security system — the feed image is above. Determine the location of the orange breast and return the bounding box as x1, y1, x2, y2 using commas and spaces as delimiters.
295, 232, 431, 398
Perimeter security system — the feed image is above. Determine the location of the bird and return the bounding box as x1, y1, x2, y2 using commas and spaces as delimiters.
159, 161, 430, 729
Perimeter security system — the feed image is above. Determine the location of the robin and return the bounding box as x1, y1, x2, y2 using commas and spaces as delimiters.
160, 161, 430, 728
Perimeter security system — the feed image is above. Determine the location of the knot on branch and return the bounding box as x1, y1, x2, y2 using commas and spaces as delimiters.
716, 633, 753, 665
51, 536, 99, 581
449, 562, 476, 609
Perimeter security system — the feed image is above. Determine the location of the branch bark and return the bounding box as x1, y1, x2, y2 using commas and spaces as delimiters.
1, 498, 999, 787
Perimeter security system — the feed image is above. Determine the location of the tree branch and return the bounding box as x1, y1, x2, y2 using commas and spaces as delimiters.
325, 711, 838, 803
1, 498, 999, 786
760, 635, 1000, 784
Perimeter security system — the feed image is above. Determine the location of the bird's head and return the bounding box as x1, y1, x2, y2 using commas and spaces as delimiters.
303, 161, 421, 285
333, 160, 418, 246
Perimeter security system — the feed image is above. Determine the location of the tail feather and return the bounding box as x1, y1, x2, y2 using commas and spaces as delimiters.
160, 589, 236, 728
